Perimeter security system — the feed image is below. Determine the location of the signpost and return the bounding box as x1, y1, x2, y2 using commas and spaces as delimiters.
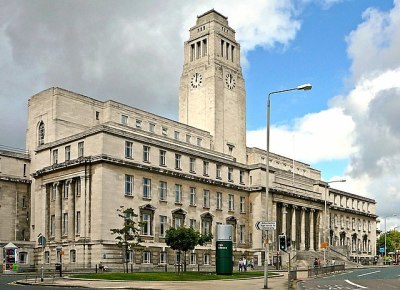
38, 234, 46, 282
255, 221, 276, 289
255, 221, 276, 231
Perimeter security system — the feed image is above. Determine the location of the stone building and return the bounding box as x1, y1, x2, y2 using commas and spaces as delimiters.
0, 146, 34, 271
1, 9, 377, 271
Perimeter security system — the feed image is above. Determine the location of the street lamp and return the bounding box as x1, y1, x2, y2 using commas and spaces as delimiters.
384, 214, 398, 258
264, 83, 312, 289
320, 179, 346, 263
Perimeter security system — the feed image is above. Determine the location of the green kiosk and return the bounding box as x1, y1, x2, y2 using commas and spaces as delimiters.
216, 224, 233, 275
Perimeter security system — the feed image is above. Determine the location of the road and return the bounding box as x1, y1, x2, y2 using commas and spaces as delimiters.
0, 274, 86, 289
298, 266, 400, 289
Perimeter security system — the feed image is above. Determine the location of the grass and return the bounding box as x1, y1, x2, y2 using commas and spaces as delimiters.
72, 271, 268, 281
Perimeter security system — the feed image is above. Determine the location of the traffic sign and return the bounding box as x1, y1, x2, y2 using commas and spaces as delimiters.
38, 235, 47, 246
255, 221, 276, 231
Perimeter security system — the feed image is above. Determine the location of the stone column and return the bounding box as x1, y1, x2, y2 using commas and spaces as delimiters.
309, 209, 315, 251
282, 203, 288, 235
67, 179, 75, 241
291, 205, 297, 249
300, 207, 306, 250
54, 182, 61, 241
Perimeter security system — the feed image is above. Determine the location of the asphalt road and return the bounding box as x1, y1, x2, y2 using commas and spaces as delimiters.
298, 266, 400, 289
0, 274, 87, 289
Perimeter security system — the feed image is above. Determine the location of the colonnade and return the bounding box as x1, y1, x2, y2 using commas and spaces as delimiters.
276, 203, 322, 251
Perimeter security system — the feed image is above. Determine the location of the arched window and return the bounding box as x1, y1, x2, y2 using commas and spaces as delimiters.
38, 122, 45, 145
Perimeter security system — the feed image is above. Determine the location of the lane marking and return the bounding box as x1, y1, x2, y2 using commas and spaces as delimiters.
358, 270, 380, 277
345, 279, 367, 289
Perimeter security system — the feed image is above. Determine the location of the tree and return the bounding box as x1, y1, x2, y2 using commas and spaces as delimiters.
377, 230, 400, 255
110, 206, 143, 272
165, 226, 213, 272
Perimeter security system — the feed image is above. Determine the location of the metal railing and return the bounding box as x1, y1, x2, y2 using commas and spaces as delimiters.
308, 263, 345, 278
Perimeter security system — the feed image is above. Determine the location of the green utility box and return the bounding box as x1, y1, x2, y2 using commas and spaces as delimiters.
216, 224, 233, 275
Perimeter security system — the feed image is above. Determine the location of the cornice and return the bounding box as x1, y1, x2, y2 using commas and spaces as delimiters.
32, 154, 249, 192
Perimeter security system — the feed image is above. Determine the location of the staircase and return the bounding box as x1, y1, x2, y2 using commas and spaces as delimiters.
293, 247, 362, 268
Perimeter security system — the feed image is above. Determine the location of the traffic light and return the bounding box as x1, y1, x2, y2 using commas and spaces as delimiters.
279, 234, 287, 251
286, 237, 291, 249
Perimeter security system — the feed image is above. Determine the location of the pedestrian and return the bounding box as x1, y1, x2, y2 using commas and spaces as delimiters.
332, 258, 335, 265
238, 258, 243, 271
313, 258, 318, 268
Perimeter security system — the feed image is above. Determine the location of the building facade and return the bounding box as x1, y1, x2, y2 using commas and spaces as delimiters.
0, 146, 34, 272
1, 10, 377, 271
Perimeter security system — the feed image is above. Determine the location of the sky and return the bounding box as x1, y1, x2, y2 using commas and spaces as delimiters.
1, 0, 399, 230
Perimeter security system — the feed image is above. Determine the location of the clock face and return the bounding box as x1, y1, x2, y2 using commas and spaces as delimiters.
190, 73, 203, 88
225, 73, 236, 89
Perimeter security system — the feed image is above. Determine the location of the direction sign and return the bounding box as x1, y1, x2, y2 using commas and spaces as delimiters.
255, 221, 276, 231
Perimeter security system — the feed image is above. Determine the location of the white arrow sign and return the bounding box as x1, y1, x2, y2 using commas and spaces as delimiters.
255, 221, 276, 231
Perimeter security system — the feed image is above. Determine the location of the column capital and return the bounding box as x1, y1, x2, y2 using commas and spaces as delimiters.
310, 208, 316, 212
301, 206, 307, 211
292, 205, 298, 209
53, 182, 59, 188
282, 203, 288, 208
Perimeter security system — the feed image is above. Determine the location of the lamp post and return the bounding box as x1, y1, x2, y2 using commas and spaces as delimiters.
384, 214, 397, 258
264, 83, 312, 289
322, 179, 346, 263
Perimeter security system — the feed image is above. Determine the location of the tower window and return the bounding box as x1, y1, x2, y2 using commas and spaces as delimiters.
95, 111, 100, 120
221, 40, 224, 57
38, 121, 45, 146
190, 44, 195, 62
202, 39, 207, 57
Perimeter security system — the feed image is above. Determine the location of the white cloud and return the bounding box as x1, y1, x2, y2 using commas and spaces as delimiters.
0, 0, 304, 148
247, 107, 355, 163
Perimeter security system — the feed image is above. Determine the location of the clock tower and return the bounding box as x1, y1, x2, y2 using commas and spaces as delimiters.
179, 10, 246, 163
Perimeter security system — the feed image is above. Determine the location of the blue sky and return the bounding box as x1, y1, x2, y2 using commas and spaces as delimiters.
1, 0, 400, 228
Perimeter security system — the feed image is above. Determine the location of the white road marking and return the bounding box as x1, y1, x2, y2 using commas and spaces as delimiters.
345, 279, 368, 289
357, 270, 380, 277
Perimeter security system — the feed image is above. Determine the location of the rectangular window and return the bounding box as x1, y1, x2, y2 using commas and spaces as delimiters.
175, 154, 181, 170
159, 181, 167, 201
125, 141, 133, 158
143, 146, 150, 162
96, 111, 100, 120
175, 184, 182, 203
190, 187, 196, 206
174, 216, 183, 228
190, 252, 197, 265
44, 251, 50, 264
63, 182, 69, 199
216, 164, 221, 179
63, 213, 68, 235
186, 134, 191, 143
149, 123, 155, 133
50, 215, 55, 237
65, 146, 71, 161
239, 170, 244, 184
240, 196, 245, 213
121, 114, 128, 125
70, 250, 76, 263
19, 252, 27, 264
160, 251, 167, 264
52, 185, 57, 200
216, 192, 222, 210
160, 215, 167, 237
75, 178, 81, 196
239, 225, 245, 243
203, 190, 210, 208
125, 175, 134, 196
189, 157, 196, 172
78, 141, 84, 158
202, 219, 211, 235
228, 167, 233, 182
190, 218, 196, 229
143, 251, 151, 264
159, 150, 166, 166
228, 194, 234, 211
76, 211, 81, 235
162, 127, 168, 136
203, 161, 209, 176
142, 213, 151, 235
204, 253, 210, 265
143, 178, 151, 198
23, 163, 27, 177
52, 149, 58, 164
174, 131, 180, 140
197, 138, 202, 146
136, 119, 142, 128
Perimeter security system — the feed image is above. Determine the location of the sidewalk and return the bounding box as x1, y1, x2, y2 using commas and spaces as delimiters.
18, 271, 309, 289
